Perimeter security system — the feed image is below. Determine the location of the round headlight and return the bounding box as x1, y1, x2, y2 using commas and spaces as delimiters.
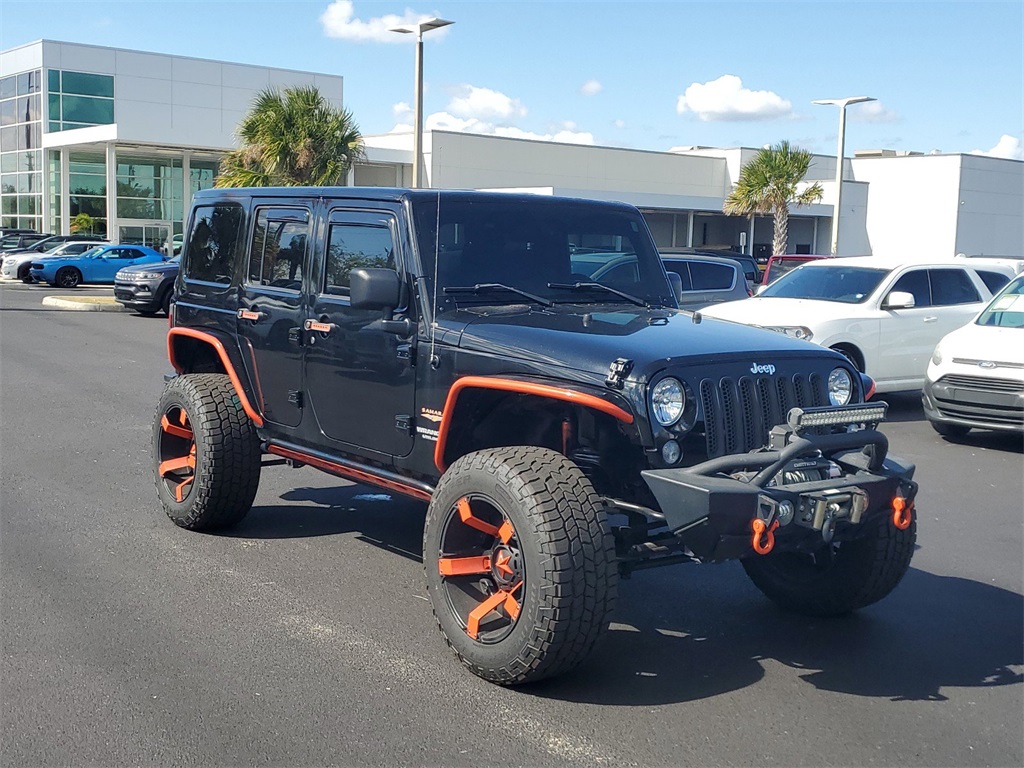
828, 367, 853, 406
652, 377, 685, 426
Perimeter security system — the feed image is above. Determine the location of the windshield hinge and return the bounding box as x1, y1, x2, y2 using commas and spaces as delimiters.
605, 358, 634, 389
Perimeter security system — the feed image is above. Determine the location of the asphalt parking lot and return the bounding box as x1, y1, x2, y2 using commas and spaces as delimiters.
1, 281, 1021, 767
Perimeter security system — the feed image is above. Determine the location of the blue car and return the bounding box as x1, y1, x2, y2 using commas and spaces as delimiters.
30, 244, 166, 288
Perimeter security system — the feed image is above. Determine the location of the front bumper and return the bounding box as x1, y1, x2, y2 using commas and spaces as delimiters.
641, 403, 917, 561
923, 376, 1024, 433
114, 279, 162, 310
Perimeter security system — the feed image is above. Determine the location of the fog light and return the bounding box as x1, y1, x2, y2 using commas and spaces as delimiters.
661, 440, 681, 465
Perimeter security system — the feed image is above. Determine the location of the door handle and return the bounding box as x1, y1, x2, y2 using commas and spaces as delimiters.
923, 316, 938, 323
237, 308, 267, 322
304, 318, 337, 335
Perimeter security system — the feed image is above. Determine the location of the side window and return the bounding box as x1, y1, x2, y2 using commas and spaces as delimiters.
663, 261, 693, 291
247, 207, 309, 291
976, 269, 1010, 295
889, 269, 930, 307
689, 261, 735, 290
930, 268, 981, 306
324, 223, 395, 296
184, 204, 243, 284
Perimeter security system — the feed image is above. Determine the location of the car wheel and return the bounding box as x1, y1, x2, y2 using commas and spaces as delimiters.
161, 288, 173, 316
930, 420, 970, 439
55, 267, 82, 288
829, 345, 863, 372
423, 446, 618, 685
17, 263, 32, 282
153, 373, 261, 531
742, 507, 915, 617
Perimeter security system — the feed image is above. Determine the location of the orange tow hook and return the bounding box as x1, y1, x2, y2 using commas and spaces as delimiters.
892, 496, 913, 530
751, 518, 780, 555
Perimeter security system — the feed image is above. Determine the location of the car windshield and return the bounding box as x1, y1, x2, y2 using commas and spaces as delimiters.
411, 197, 673, 310
976, 274, 1024, 328
759, 265, 889, 303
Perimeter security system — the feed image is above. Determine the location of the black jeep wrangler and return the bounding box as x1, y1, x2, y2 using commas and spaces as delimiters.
154, 188, 918, 685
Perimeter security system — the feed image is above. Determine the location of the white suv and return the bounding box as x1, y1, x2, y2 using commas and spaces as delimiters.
699, 255, 1018, 393
1, 240, 108, 282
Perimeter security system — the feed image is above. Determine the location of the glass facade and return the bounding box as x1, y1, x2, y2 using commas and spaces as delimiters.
0, 69, 43, 230
68, 151, 107, 236
48, 69, 114, 132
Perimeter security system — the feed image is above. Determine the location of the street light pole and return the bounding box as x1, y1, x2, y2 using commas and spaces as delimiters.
812, 96, 876, 255
390, 18, 454, 188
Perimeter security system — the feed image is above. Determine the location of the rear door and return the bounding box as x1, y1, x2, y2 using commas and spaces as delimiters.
236, 200, 313, 429
304, 206, 416, 458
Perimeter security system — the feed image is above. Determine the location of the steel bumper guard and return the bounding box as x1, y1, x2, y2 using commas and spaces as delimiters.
641, 403, 918, 561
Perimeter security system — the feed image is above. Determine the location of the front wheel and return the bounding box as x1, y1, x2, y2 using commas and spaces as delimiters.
742, 509, 916, 617
17, 263, 32, 282
153, 373, 261, 530
55, 267, 82, 288
424, 446, 618, 685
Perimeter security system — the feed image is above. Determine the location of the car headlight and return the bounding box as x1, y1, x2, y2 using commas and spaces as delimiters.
931, 344, 943, 366
132, 272, 163, 280
765, 325, 814, 341
828, 367, 853, 406
652, 377, 685, 426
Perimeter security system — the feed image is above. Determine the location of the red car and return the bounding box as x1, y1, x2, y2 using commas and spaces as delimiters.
761, 254, 832, 286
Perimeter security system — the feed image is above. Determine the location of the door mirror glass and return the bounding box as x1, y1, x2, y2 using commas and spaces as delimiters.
884, 290, 916, 309
350, 268, 401, 311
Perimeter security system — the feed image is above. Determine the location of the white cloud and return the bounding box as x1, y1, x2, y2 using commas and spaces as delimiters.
849, 100, 900, 123
580, 79, 602, 96
613, 119, 626, 129
447, 85, 527, 120
676, 74, 792, 122
319, 1, 450, 43
970, 134, 1024, 160
495, 125, 595, 145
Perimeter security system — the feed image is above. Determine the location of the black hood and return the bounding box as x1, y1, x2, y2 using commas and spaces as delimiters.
445, 304, 842, 381
121, 260, 179, 274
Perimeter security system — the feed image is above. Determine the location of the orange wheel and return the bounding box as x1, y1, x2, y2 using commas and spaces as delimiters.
157, 405, 197, 503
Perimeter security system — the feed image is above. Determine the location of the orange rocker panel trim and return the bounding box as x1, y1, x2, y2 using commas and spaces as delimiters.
433, 376, 635, 472
166, 327, 265, 428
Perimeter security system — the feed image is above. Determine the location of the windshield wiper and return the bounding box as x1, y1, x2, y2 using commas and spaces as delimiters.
548, 281, 648, 307
444, 283, 553, 307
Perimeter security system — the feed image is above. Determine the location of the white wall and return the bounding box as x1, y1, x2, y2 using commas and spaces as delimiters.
955, 154, 1024, 257
852, 154, 963, 258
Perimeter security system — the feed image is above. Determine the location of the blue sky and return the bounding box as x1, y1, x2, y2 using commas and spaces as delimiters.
2, 1, 1022, 159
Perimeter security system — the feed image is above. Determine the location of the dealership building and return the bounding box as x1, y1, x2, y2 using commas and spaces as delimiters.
2, 39, 1021, 260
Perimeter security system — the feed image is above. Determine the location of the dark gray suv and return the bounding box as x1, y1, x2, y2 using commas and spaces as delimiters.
660, 253, 752, 309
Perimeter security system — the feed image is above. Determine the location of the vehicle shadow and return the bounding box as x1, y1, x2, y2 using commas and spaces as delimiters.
224, 483, 1021, 707
872, 390, 927, 423
937, 430, 1024, 454
522, 565, 1023, 705
226, 484, 426, 563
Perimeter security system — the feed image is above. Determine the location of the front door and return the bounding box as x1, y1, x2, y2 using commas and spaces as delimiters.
304, 207, 416, 457
236, 201, 312, 429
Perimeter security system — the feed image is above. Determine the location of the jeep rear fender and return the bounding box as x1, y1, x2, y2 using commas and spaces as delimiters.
434, 375, 636, 472
166, 327, 264, 427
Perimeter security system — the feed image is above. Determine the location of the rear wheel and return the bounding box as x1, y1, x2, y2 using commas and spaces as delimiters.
742, 509, 916, 617
424, 446, 618, 685
153, 373, 261, 530
55, 267, 81, 288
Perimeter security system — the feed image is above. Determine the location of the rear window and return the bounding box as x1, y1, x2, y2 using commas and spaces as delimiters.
183, 204, 244, 284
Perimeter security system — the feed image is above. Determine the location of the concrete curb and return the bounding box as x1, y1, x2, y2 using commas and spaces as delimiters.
42, 295, 126, 312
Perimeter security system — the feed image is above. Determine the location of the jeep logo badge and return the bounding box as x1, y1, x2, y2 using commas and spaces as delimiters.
750, 363, 777, 375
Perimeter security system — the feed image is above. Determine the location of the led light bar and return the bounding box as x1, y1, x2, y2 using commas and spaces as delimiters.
787, 402, 888, 431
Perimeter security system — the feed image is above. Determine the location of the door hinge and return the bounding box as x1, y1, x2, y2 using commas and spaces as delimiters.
288, 327, 304, 346
288, 390, 304, 408
395, 414, 413, 435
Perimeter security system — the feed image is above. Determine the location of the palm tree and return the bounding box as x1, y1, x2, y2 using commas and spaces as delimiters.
215, 85, 364, 188
723, 141, 823, 256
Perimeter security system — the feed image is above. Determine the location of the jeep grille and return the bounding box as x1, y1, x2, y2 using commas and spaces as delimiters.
699, 373, 826, 457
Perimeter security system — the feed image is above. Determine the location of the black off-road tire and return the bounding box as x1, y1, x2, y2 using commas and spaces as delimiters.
424, 446, 618, 685
930, 420, 970, 439
55, 266, 82, 288
742, 509, 916, 617
153, 373, 261, 531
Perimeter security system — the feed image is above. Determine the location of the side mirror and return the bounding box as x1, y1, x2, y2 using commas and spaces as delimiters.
756, 284, 768, 296
883, 290, 916, 310
667, 272, 683, 303
349, 268, 401, 312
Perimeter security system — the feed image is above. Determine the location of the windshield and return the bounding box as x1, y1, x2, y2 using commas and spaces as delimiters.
760, 265, 889, 303
411, 197, 673, 311
976, 274, 1024, 328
